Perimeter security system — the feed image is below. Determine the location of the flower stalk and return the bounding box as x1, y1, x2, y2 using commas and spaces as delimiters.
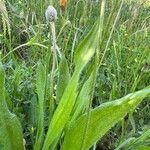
45, 5, 60, 117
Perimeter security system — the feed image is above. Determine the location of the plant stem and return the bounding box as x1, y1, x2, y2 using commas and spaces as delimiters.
49, 22, 57, 118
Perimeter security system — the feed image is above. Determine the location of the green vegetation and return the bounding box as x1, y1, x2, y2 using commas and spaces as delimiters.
0, 0, 150, 149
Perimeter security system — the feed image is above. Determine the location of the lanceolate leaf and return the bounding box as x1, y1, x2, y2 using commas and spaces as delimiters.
0, 63, 24, 150
74, 20, 100, 70
43, 69, 80, 150
56, 56, 70, 104
71, 70, 95, 122
43, 18, 101, 150
61, 87, 150, 150
34, 62, 46, 150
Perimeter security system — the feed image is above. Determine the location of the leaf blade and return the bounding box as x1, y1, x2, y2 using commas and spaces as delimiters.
56, 56, 70, 104
43, 18, 101, 150
34, 62, 46, 150
61, 87, 150, 150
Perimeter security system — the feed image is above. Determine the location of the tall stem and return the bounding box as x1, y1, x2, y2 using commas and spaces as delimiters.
49, 22, 57, 118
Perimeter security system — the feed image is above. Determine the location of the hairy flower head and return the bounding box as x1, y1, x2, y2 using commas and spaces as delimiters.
45, 5, 57, 22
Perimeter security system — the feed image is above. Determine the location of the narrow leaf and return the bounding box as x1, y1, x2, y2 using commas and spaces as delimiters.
43, 18, 101, 150
34, 62, 46, 150
56, 56, 70, 104
74, 20, 100, 70
71, 71, 95, 122
43, 69, 80, 150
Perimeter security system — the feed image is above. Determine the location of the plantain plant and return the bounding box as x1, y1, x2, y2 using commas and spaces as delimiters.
0, 0, 150, 150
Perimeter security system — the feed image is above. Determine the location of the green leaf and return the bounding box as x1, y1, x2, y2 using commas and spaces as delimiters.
74, 20, 100, 70
56, 56, 70, 104
43, 18, 101, 150
34, 62, 46, 150
0, 63, 24, 150
71, 70, 95, 122
5, 89, 13, 111
29, 94, 38, 130
125, 129, 150, 150
61, 87, 150, 150
43, 69, 80, 150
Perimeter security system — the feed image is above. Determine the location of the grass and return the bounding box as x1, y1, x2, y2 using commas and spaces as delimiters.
0, 0, 150, 150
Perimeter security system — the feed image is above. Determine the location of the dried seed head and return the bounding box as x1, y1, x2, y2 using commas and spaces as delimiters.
45, 5, 57, 22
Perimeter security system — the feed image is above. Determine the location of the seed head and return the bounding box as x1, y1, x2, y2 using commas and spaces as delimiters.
45, 5, 57, 22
